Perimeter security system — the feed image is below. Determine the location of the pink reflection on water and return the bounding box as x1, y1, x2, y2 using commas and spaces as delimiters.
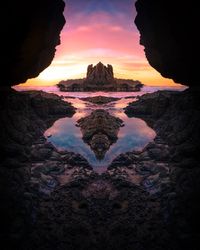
113, 98, 136, 109
14, 84, 187, 172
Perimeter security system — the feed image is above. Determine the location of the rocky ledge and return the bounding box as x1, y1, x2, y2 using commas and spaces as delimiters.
0, 90, 76, 168
106, 89, 200, 248
0, 90, 82, 247
77, 109, 123, 159
81, 96, 120, 104
1, 89, 200, 249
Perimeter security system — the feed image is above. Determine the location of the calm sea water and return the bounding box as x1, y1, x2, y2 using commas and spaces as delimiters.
14, 85, 186, 172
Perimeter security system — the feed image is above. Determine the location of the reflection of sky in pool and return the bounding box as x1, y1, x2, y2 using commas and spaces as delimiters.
14, 86, 186, 171
44, 94, 156, 171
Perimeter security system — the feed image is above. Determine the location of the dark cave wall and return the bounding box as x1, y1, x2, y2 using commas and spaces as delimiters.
1, 0, 65, 87
135, 0, 198, 87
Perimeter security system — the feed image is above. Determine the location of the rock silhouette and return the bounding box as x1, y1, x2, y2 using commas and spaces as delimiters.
86, 62, 115, 85
1, 0, 65, 87
58, 62, 143, 91
135, 0, 199, 87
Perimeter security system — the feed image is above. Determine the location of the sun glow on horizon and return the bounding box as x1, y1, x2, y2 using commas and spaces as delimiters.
20, 0, 181, 88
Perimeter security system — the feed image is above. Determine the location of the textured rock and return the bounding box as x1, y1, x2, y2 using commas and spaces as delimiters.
81, 96, 120, 104
86, 62, 115, 86
0, 89, 76, 247
124, 89, 200, 248
77, 109, 123, 159
57, 62, 143, 91
125, 89, 200, 158
22, 175, 172, 250
135, 0, 198, 87
0, 90, 75, 167
1, 0, 65, 87
2, 88, 200, 249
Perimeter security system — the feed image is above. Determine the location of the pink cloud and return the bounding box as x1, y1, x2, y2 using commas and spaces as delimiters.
56, 10, 143, 60
23, 4, 177, 87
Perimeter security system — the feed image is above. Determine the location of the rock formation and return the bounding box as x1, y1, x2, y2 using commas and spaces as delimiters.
57, 62, 143, 92
0, 90, 75, 168
85, 62, 115, 86
122, 89, 200, 248
1, 0, 200, 249
135, 0, 198, 87
77, 110, 123, 159
0, 90, 76, 247
1, 0, 65, 87
81, 96, 120, 104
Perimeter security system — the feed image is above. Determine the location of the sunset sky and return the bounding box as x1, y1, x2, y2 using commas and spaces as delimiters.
22, 0, 178, 87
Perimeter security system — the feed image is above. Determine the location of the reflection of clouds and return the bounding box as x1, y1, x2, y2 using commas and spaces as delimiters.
65, 98, 87, 109
114, 98, 136, 109
45, 95, 156, 171
111, 110, 126, 119
73, 109, 92, 120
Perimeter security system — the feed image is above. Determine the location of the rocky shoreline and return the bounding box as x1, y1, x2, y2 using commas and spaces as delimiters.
0, 90, 76, 168
107, 89, 200, 249
0, 90, 93, 248
1, 89, 200, 249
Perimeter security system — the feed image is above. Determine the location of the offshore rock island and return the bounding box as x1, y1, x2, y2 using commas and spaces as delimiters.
1, 0, 200, 249
57, 62, 143, 92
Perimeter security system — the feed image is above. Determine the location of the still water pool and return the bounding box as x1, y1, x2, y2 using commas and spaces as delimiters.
44, 92, 156, 171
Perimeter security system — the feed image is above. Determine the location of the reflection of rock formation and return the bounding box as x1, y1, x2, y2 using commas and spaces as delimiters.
77, 110, 123, 159
86, 62, 115, 86
81, 96, 120, 104
58, 62, 143, 92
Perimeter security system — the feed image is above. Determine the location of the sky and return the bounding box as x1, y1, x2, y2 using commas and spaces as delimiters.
22, 0, 178, 87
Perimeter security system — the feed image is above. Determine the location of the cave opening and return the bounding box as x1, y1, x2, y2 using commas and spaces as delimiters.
1, 1, 200, 250
16, 0, 180, 90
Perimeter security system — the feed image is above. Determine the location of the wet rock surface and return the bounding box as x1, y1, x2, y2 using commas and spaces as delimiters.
0, 90, 75, 167
77, 109, 124, 159
1, 89, 200, 250
22, 176, 173, 250
0, 90, 76, 247
81, 96, 120, 104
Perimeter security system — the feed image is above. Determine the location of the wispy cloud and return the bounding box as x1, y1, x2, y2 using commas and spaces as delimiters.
23, 0, 176, 87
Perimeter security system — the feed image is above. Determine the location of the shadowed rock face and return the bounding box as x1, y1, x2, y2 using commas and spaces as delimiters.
77, 110, 123, 159
135, 0, 198, 87
0, 90, 76, 167
1, 0, 65, 87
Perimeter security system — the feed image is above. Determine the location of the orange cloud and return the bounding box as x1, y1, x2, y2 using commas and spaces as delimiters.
21, 6, 179, 87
